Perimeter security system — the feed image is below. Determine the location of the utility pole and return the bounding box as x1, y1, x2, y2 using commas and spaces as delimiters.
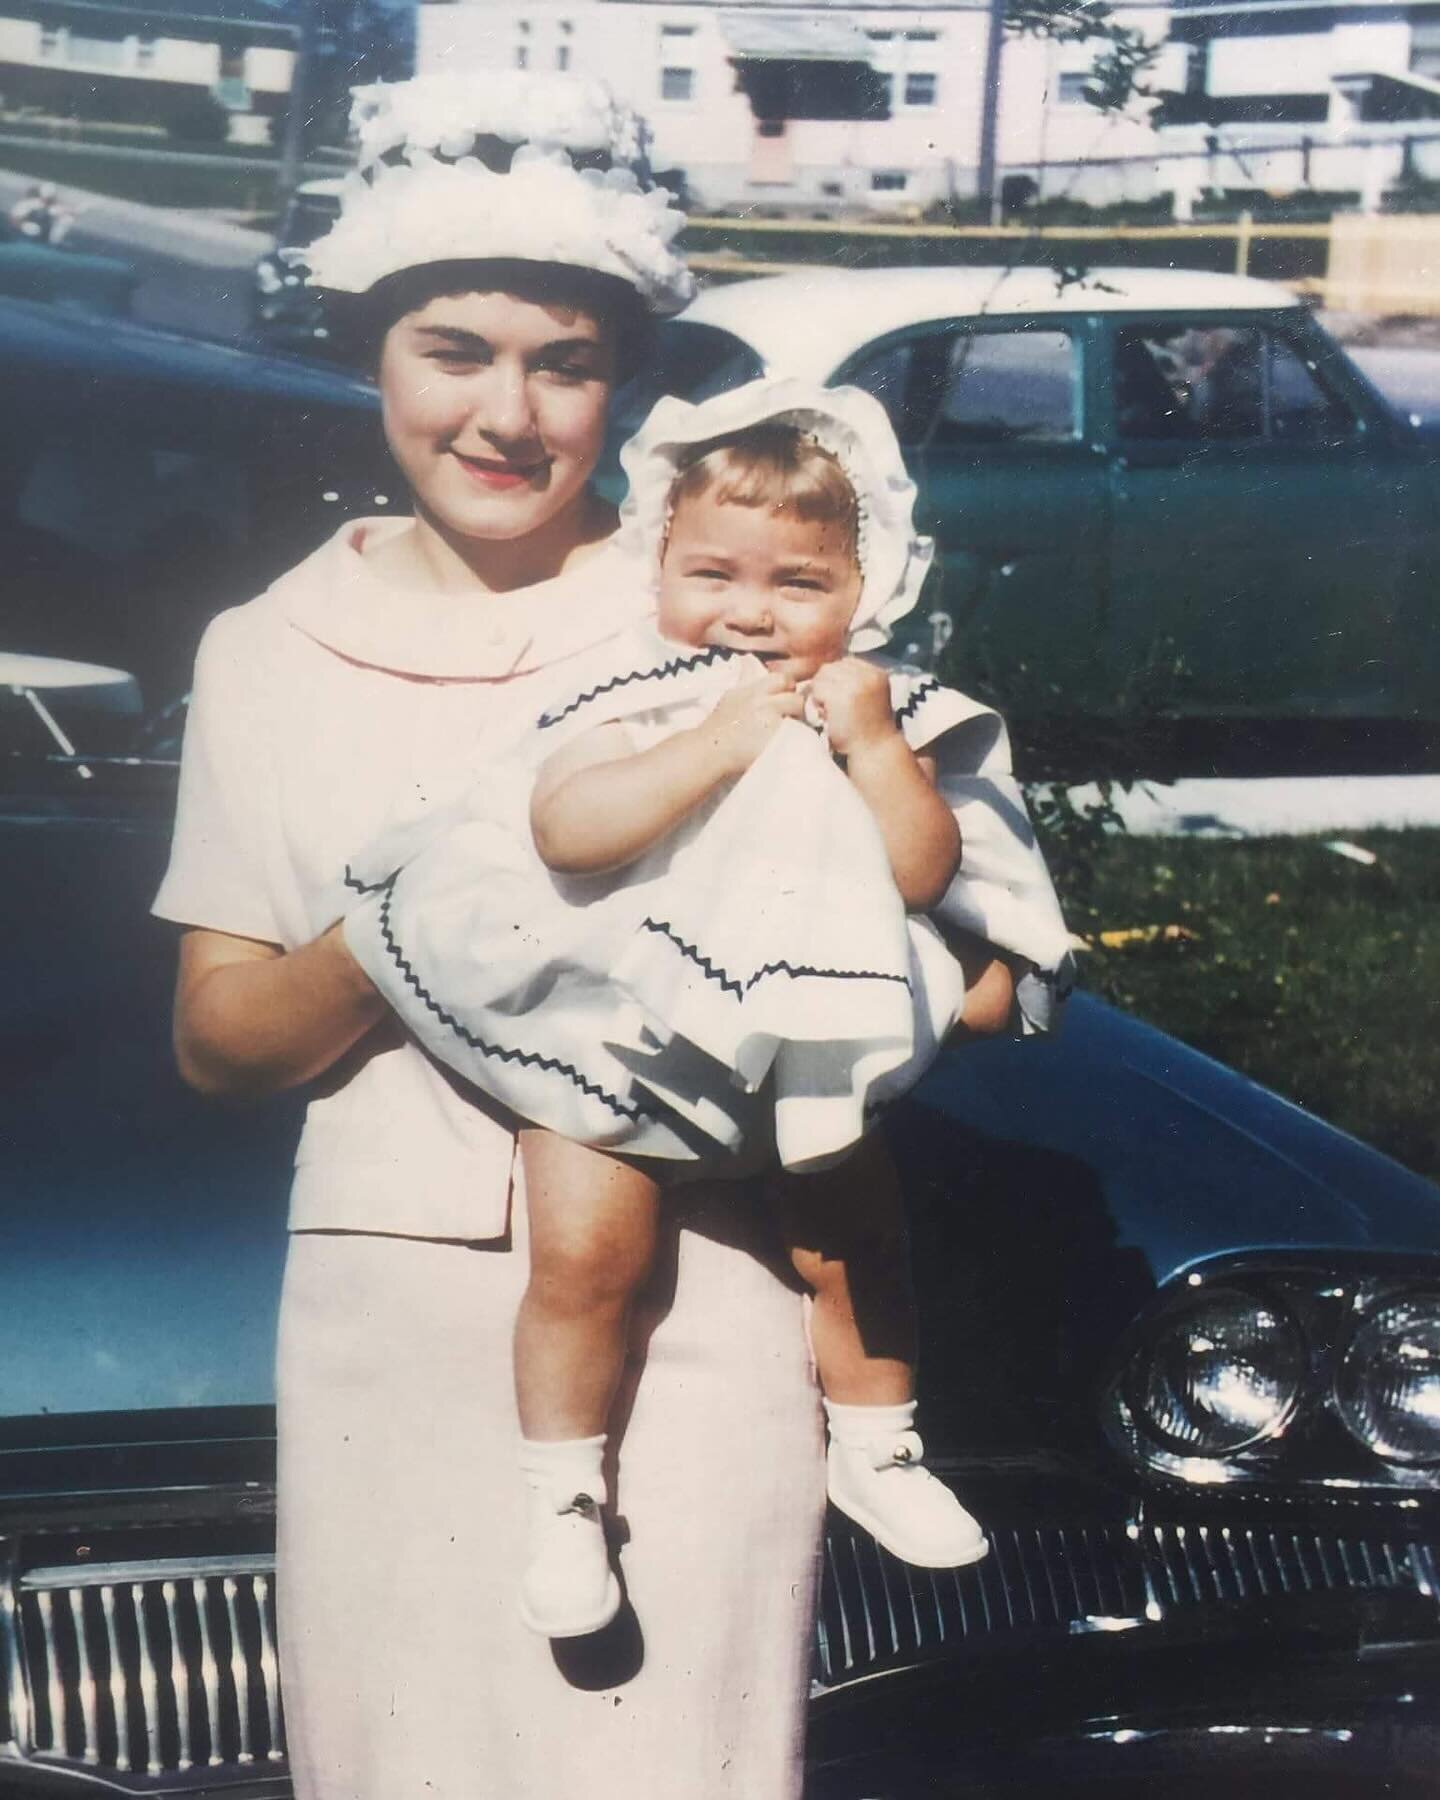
975, 0, 1007, 222
277, 0, 322, 212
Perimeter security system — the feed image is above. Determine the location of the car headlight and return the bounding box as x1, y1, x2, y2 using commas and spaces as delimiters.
1122, 1288, 1305, 1457
1336, 1293, 1440, 1466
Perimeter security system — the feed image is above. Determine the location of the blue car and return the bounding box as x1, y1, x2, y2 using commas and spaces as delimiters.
3, 302, 1439, 1798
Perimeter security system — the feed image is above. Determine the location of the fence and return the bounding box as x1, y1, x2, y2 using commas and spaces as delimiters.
684, 212, 1440, 316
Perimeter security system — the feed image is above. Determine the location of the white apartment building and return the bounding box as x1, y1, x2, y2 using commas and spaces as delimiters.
418, 0, 1178, 210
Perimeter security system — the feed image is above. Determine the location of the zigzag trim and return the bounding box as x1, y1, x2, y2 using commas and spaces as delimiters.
893, 676, 942, 727
639, 917, 912, 999
343, 864, 397, 897
538, 644, 745, 730
368, 875, 649, 1123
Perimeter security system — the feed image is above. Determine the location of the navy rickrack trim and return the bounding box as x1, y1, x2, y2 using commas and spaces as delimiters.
363, 873, 649, 1123
538, 644, 745, 730
640, 917, 911, 998
893, 676, 942, 727
343, 864, 397, 897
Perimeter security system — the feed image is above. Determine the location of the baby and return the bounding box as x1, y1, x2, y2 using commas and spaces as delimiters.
340, 380, 1073, 1639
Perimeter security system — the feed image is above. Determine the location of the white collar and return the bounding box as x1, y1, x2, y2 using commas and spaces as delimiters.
279, 517, 649, 681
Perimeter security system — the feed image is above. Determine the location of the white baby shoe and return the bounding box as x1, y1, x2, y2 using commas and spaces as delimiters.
825, 1402, 989, 1570
518, 1437, 622, 1639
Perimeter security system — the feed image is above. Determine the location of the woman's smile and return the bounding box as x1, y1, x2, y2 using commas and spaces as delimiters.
450, 449, 551, 490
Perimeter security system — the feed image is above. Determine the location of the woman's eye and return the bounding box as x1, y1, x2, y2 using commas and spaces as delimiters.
428, 350, 482, 370
540, 361, 595, 384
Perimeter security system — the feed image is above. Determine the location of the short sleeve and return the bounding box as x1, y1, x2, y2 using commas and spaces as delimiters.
152, 607, 283, 944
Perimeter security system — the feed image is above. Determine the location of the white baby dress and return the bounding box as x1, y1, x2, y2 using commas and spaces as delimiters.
339, 622, 1073, 1174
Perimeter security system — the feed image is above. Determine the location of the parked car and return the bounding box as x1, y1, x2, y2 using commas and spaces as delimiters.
4, 292, 1440, 1799
250, 179, 342, 356
0, 294, 394, 714
613, 267, 1440, 775
0, 241, 138, 317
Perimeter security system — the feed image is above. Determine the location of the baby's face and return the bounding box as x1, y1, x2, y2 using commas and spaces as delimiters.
658, 487, 862, 682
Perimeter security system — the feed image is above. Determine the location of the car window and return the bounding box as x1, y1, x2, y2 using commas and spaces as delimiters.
1113, 323, 1359, 445
611, 321, 765, 439
846, 326, 1079, 447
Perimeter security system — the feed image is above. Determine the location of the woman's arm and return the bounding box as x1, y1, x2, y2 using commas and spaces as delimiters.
944, 929, 1018, 1037
174, 924, 386, 1099
808, 660, 960, 912
531, 673, 806, 875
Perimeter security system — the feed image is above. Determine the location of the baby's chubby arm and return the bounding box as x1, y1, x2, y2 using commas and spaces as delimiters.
531, 671, 807, 875
808, 658, 961, 914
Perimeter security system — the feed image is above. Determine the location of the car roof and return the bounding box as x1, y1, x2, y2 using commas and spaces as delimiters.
678, 265, 1304, 379
0, 294, 376, 407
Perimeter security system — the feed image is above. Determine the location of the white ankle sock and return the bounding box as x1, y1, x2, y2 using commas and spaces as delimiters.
519, 1433, 608, 1493
823, 1399, 917, 1443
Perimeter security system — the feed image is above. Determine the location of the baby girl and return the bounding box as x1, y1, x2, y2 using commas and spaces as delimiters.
340, 380, 1072, 1639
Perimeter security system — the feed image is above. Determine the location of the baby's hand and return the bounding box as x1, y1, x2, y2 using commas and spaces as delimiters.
699, 672, 806, 776
806, 659, 897, 757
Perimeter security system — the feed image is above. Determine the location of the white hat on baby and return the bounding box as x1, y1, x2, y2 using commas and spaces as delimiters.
617, 379, 936, 652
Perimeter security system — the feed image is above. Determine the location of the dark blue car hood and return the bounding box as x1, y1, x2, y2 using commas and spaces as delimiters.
3, 788, 1438, 1434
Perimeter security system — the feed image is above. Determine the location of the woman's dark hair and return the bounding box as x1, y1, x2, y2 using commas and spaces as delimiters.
323, 258, 654, 381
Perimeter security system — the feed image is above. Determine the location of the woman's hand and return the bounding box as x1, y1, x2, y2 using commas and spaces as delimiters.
698, 671, 807, 777
174, 921, 387, 1099
805, 658, 897, 758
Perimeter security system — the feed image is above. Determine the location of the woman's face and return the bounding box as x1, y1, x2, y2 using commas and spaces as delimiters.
378, 286, 617, 558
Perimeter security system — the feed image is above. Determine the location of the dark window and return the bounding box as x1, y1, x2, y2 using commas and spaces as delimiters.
1113, 323, 1360, 444
661, 66, 694, 101
610, 322, 765, 442
871, 169, 908, 191
848, 327, 1079, 446
1057, 71, 1091, 105
904, 71, 938, 105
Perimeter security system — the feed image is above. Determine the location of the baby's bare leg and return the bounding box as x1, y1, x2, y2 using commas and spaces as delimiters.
776, 1131, 916, 1406
515, 1130, 660, 1441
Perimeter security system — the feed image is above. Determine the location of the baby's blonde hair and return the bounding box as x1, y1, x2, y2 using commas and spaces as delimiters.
668, 423, 859, 564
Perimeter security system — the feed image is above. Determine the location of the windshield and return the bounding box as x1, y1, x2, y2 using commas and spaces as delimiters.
611, 320, 765, 439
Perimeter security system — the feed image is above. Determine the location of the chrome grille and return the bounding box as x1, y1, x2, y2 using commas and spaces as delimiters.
813, 1516, 1440, 1686
10, 1555, 285, 1783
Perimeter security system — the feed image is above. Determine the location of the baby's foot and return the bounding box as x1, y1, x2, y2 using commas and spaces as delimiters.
518, 1445, 622, 1638
827, 1425, 988, 1569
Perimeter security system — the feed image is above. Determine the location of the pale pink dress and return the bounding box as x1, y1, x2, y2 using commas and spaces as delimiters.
153, 517, 825, 1800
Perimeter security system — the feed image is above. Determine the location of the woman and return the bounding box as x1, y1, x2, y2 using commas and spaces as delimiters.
153, 72, 832, 1798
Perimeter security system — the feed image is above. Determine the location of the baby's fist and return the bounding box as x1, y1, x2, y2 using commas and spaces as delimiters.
806, 658, 896, 755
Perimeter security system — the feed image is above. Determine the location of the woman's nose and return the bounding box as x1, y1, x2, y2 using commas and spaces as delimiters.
467, 365, 539, 447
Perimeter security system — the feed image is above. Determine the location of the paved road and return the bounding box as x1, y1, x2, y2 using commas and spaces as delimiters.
0, 167, 267, 339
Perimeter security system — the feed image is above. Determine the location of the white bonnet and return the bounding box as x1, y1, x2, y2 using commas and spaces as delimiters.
618, 379, 935, 653
305, 71, 694, 317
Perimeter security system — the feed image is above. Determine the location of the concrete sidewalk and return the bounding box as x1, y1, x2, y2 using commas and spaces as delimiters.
1066, 774, 1440, 838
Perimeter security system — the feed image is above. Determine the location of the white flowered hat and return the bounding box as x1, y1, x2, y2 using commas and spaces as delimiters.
305, 71, 694, 316
618, 379, 935, 652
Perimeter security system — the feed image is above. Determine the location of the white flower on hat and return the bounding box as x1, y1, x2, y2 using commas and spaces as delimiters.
306, 72, 693, 316
618, 380, 936, 653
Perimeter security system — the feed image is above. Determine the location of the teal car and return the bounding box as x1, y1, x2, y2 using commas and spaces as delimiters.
629, 268, 1440, 774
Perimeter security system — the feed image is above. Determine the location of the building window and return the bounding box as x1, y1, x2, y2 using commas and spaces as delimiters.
38, 22, 60, 56
660, 23, 695, 37
904, 72, 937, 106
866, 29, 893, 41
515, 44, 528, 68
871, 170, 907, 192
1057, 71, 1092, 105
661, 65, 694, 102
556, 44, 570, 69
905, 29, 939, 42
136, 32, 155, 66
67, 31, 127, 66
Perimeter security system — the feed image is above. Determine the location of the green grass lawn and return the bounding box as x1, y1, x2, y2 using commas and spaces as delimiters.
1055, 826, 1440, 1182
